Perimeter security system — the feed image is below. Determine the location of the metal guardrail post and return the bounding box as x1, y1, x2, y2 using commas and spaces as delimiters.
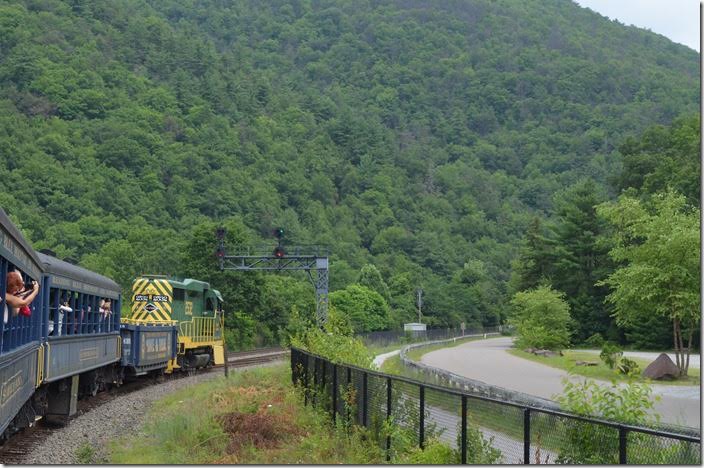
362, 372, 368, 427
524, 408, 530, 464
386, 377, 392, 461
332, 364, 337, 424
419, 385, 425, 449
461, 395, 467, 464
619, 426, 628, 464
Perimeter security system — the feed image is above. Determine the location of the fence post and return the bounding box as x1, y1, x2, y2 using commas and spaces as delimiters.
386, 377, 392, 461
321, 360, 327, 409
523, 408, 530, 464
461, 395, 467, 464
332, 364, 338, 424
362, 372, 368, 428
303, 354, 309, 406
619, 426, 628, 464
346, 367, 352, 425
312, 357, 318, 407
419, 385, 425, 449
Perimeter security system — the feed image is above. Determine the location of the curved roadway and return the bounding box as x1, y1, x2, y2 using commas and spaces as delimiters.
421, 337, 700, 429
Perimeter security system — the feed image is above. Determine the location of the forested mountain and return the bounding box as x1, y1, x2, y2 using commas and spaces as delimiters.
0, 0, 698, 346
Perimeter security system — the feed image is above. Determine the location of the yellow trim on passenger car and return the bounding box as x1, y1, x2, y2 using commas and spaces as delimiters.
44, 342, 50, 381
36, 344, 44, 387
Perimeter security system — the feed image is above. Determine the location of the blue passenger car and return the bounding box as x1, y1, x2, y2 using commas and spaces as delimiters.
37, 253, 122, 419
0, 208, 44, 439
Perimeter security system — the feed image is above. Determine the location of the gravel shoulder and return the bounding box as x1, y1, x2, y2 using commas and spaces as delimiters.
21, 362, 283, 465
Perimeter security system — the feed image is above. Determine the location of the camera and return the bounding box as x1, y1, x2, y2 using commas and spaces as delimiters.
23, 279, 34, 291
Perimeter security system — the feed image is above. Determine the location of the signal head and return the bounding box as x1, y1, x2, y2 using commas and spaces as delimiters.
272, 227, 285, 239
273, 246, 285, 258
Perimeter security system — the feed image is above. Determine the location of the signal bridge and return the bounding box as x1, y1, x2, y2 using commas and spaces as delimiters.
217, 243, 329, 326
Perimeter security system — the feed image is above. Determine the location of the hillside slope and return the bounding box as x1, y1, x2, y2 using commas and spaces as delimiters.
0, 0, 698, 330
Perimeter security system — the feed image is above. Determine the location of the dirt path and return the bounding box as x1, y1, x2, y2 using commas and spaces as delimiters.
421, 337, 700, 429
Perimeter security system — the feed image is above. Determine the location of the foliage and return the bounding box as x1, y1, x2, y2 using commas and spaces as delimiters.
599, 342, 623, 369
289, 307, 374, 368
597, 190, 700, 374
584, 333, 604, 348
75, 443, 97, 464
0, 0, 698, 343
329, 284, 390, 333
614, 114, 700, 205
617, 357, 639, 376
510, 285, 572, 350
555, 378, 659, 464
109, 364, 385, 464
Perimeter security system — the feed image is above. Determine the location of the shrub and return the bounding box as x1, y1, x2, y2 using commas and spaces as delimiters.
584, 332, 605, 348
289, 307, 374, 368
555, 378, 660, 464
617, 357, 639, 376
509, 286, 572, 351
599, 342, 623, 369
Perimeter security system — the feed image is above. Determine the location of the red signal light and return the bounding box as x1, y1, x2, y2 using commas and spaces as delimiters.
273, 246, 285, 258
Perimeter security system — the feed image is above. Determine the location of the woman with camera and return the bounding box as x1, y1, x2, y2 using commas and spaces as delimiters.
4, 270, 40, 321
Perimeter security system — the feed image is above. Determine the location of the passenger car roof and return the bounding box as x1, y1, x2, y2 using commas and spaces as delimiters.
0, 207, 44, 280
37, 252, 121, 299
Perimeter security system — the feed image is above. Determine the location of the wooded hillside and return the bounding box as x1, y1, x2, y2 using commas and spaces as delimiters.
0, 0, 698, 346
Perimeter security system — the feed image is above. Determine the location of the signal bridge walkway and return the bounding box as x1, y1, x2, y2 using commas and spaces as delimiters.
420, 337, 700, 429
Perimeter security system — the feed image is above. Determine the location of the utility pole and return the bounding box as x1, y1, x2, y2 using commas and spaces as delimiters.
416, 288, 423, 323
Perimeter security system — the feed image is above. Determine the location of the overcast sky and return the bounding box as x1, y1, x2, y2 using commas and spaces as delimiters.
574, 0, 699, 51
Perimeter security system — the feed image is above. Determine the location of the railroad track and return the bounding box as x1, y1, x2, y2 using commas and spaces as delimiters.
0, 348, 290, 464
227, 348, 289, 367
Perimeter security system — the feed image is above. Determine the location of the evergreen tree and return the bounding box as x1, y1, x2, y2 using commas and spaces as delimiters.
549, 180, 613, 343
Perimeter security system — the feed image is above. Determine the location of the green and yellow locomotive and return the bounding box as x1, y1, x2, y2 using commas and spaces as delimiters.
123, 275, 225, 373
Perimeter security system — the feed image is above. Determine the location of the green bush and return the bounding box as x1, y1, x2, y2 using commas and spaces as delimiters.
599, 342, 623, 369
289, 307, 374, 368
510, 286, 572, 351
555, 378, 659, 464
584, 332, 605, 348
617, 357, 639, 376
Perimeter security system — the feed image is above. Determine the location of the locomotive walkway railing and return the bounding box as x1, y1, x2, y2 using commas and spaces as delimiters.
290, 347, 701, 465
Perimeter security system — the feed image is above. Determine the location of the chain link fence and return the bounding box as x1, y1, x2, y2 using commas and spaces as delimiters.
291, 347, 701, 465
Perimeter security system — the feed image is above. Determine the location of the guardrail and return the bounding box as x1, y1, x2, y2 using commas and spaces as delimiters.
291, 347, 701, 464
398, 334, 560, 411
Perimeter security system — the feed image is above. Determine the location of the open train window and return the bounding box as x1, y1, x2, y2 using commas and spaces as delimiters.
206, 297, 214, 312
174, 289, 184, 301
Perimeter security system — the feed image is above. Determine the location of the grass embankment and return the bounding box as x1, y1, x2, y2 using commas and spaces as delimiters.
507, 349, 700, 386
106, 365, 386, 464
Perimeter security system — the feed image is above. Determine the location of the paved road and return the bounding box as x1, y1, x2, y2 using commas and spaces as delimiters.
421, 337, 700, 429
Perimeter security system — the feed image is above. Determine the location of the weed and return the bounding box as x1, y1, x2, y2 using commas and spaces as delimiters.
75, 443, 95, 464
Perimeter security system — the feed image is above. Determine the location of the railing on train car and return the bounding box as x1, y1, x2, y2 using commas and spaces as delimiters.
0, 257, 41, 354
46, 287, 119, 337
179, 316, 222, 343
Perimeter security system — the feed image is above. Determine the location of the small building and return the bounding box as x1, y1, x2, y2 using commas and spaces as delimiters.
404, 322, 427, 340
